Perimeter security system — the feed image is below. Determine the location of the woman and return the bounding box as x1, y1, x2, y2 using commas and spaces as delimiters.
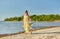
23, 10, 32, 34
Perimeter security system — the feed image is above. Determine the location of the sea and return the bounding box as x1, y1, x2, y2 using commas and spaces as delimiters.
0, 21, 60, 34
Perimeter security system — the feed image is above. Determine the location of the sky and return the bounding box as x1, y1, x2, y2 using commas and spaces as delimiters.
0, 0, 60, 20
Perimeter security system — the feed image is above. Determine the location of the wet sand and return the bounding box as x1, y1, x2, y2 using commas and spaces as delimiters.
0, 26, 60, 39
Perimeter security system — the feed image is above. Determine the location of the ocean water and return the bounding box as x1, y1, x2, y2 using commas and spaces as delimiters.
0, 21, 60, 34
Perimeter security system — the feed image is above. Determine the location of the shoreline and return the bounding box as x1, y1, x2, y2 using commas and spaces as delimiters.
0, 26, 59, 38
0, 26, 60, 39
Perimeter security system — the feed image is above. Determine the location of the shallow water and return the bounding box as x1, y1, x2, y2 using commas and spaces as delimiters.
0, 21, 60, 34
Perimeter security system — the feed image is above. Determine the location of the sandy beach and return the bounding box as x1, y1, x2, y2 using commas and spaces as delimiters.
0, 26, 60, 39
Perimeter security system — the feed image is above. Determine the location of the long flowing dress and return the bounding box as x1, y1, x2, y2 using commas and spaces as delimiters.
23, 15, 29, 33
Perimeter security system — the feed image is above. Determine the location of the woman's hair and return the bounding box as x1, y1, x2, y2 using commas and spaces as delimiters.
25, 10, 29, 16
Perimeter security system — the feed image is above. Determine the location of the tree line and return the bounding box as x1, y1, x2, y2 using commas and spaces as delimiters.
4, 14, 60, 21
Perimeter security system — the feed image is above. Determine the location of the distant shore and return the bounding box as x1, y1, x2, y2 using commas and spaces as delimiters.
3, 20, 60, 22
4, 14, 60, 22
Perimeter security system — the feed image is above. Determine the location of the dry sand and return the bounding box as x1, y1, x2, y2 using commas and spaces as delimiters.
0, 26, 60, 39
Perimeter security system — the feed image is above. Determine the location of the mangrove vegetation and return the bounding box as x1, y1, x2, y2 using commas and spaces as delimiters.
4, 14, 60, 21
